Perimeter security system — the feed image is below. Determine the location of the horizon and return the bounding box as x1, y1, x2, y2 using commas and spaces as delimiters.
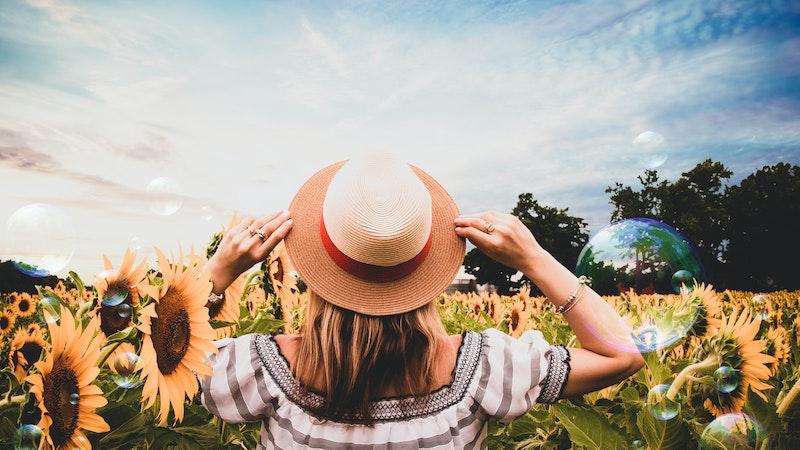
1, 0, 799, 281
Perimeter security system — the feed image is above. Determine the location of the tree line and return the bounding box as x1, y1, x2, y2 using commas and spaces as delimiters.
464, 160, 800, 295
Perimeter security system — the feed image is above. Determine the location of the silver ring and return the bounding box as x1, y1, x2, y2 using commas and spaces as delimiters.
247, 226, 257, 236
485, 221, 495, 233
256, 230, 266, 241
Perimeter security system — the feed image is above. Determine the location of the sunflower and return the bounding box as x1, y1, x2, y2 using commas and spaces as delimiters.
267, 241, 298, 296
766, 326, 790, 375
0, 308, 16, 337
207, 273, 244, 339
684, 282, 723, 339
136, 247, 217, 425
26, 306, 109, 449
10, 292, 38, 318
698, 308, 776, 416
9, 323, 48, 381
93, 249, 156, 339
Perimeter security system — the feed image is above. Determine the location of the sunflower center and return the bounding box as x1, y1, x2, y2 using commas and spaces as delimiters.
43, 361, 79, 447
0, 316, 9, 330
18, 298, 31, 313
206, 294, 224, 320
18, 342, 43, 368
152, 297, 191, 375
100, 286, 133, 336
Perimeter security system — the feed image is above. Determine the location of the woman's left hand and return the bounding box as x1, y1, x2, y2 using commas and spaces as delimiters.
207, 210, 293, 293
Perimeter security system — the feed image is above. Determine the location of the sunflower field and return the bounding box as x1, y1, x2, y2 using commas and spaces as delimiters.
0, 215, 798, 449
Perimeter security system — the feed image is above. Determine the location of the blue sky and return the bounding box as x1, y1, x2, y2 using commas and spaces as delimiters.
1, 0, 799, 279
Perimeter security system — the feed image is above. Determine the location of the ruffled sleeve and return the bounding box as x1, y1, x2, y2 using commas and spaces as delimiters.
472, 328, 571, 423
198, 334, 277, 423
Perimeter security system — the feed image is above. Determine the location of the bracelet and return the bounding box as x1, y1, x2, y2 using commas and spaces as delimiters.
552, 276, 588, 314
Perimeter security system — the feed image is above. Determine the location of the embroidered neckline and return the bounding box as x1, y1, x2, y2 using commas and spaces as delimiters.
253, 331, 483, 423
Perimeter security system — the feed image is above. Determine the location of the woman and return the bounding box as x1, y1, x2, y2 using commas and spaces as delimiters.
200, 153, 645, 449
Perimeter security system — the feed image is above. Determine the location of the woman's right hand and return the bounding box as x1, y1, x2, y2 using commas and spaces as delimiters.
454, 211, 545, 273
207, 210, 293, 293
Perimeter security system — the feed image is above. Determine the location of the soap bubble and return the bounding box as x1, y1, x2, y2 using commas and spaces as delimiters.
576, 218, 705, 295
130, 236, 143, 251
647, 384, 680, 420
700, 413, 763, 449
4, 204, 76, 277
713, 365, 741, 394
671, 269, 694, 293
68, 392, 79, 405
39, 296, 62, 324
14, 424, 43, 450
146, 177, 182, 216
631, 439, 645, 450
111, 351, 143, 389
101, 289, 128, 308
751, 295, 769, 321
115, 303, 132, 320
201, 205, 214, 221
633, 131, 668, 169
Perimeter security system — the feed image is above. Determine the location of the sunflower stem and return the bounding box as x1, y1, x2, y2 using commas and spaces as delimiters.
776, 375, 800, 417
0, 394, 26, 412
666, 355, 719, 401
97, 340, 123, 367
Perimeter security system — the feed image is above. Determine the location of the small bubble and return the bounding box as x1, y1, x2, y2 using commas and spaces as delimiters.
146, 177, 183, 216
115, 303, 132, 320
751, 294, 769, 321
68, 392, 79, 405
111, 352, 143, 389
713, 365, 741, 394
633, 131, 668, 169
647, 384, 680, 420
14, 424, 43, 450
39, 296, 61, 324
201, 205, 214, 222
700, 413, 763, 449
634, 325, 659, 353
102, 289, 128, 308
130, 236, 142, 251
631, 439, 645, 450
671, 269, 694, 293
5, 204, 76, 277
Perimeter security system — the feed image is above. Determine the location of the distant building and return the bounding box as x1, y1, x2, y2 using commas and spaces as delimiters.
446, 266, 478, 294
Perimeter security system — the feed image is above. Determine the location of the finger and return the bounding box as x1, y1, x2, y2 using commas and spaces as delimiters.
454, 216, 492, 231
257, 218, 294, 254
454, 226, 496, 248
244, 211, 291, 250
252, 210, 283, 229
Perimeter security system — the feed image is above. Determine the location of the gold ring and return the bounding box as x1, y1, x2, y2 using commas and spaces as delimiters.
256, 231, 266, 241
247, 226, 257, 236
485, 221, 495, 233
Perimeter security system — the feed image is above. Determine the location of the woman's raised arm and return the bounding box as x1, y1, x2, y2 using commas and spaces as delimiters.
454, 211, 645, 399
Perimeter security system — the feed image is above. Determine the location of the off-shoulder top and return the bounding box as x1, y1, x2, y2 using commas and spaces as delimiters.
199, 328, 571, 449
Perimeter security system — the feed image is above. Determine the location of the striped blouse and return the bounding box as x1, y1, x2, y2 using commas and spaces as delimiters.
199, 328, 571, 449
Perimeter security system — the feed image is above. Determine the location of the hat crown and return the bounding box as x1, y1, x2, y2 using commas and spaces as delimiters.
322, 152, 432, 266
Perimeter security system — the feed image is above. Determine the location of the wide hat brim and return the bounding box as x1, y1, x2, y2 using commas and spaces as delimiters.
284, 160, 466, 316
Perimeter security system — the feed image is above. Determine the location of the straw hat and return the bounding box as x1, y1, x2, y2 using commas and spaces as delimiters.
284, 152, 466, 316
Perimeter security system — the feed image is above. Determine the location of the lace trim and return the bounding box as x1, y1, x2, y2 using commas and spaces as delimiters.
537, 345, 571, 404
254, 331, 484, 423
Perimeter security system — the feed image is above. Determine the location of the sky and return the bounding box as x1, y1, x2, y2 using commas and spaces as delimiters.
1, 0, 799, 281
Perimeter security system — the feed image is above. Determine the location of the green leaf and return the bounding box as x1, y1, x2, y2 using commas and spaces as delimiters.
69, 270, 85, 295
635, 408, 691, 450
104, 326, 138, 345
744, 388, 782, 436
99, 407, 152, 449
620, 386, 640, 403
209, 319, 236, 329
241, 315, 284, 335
550, 402, 628, 449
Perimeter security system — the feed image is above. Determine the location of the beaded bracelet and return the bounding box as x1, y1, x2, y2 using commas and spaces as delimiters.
552, 276, 589, 314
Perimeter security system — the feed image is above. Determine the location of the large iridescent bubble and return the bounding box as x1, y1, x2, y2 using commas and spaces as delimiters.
3, 204, 76, 277
700, 413, 764, 449
576, 218, 704, 295
576, 218, 705, 353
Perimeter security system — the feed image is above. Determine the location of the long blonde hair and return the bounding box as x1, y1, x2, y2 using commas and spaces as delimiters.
293, 291, 448, 422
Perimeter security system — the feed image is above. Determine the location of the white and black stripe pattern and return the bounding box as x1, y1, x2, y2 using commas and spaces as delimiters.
198, 328, 570, 449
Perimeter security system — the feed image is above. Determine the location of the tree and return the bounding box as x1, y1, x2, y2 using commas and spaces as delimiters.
606, 159, 732, 287
463, 193, 589, 295
724, 162, 800, 291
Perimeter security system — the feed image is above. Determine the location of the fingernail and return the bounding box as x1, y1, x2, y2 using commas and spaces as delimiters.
455, 227, 462, 232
